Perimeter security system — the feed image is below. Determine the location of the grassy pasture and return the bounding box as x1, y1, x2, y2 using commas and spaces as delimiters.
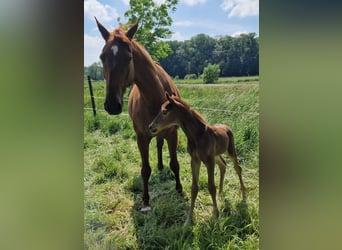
84, 79, 259, 249
174, 76, 259, 85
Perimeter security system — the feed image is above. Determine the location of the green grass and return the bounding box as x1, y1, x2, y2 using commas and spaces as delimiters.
174, 76, 259, 85
84, 80, 259, 249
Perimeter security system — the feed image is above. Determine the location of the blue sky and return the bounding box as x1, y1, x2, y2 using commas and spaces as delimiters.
84, 0, 259, 66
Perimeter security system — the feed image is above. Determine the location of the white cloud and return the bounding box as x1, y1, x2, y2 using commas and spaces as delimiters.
174, 20, 194, 27
169, 31, 187, 41
84, 34, 104, 66
221, 0, 258, 18
182, 0, 207, 6
120, 0, 130, 5
231, 30, 248, 37
84, 0, 118, 22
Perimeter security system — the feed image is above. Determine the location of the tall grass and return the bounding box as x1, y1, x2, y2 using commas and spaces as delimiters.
174, 76, 259, 85
84, 81, 259, 249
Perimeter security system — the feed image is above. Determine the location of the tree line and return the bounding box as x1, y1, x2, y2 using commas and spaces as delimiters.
159, 33, 259, 79
84, 32, 259, 80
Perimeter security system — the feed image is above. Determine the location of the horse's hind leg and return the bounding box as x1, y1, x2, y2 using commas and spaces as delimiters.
216, 156, 226, 194
156, 135, 164, 170
185, 157, 201, 226
227, 130, 247, 199
165, 128, 182, 193
204, 157, 219, 219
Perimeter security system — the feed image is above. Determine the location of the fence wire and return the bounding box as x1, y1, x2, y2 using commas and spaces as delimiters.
84, 81, 259, 118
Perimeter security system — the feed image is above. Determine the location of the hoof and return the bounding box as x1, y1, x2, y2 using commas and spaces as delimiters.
176, 184, 183, 194
140, 206, 151, 212
157, 164, 164, 171
183, 218, 193, 227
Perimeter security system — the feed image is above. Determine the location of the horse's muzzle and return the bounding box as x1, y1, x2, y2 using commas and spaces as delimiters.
104, 100, 122, 115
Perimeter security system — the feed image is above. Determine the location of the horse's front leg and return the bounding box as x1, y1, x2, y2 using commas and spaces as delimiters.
165, 128, 182, 193
156, 135, 164, 171
137, 133, 152, 211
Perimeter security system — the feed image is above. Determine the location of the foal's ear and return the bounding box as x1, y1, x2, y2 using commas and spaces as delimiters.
126, 20, 139, 40
165, 92, 174, 103
95, 17, 110, 41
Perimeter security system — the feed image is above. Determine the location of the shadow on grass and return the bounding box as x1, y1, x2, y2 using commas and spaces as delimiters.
130, 168, 193, 249
130, 169, 257, 249
190, 199, 258, 249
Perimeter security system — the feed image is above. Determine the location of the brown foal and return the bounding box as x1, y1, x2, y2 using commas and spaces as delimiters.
149, 93, 247, 224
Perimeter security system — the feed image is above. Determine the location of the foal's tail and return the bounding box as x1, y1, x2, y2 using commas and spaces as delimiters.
227, 129, 237, 158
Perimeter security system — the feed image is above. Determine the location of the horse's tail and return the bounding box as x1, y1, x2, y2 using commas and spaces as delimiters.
227, 128, 237, 158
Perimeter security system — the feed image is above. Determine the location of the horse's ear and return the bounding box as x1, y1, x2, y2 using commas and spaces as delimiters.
95, 17, 109, 41
126, 20, 139, 40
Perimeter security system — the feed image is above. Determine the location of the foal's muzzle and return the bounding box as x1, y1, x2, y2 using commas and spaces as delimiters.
104, 100, 122, 115
148, 123, 158, 135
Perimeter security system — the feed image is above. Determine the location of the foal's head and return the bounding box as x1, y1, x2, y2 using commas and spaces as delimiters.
95, 18, 138, 115
149, 93, 184, 135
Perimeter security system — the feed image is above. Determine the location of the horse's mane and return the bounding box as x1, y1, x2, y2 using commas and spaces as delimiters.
171, 96, 207, 125
112, 26, 132, 44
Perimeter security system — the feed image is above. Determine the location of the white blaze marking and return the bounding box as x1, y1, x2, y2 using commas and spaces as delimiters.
112, 45, 119, 56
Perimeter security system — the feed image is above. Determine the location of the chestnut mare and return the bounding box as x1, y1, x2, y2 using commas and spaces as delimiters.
95, 19, 182, 211
149, 93, 247, 224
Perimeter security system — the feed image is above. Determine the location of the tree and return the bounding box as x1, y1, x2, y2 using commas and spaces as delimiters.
239, 33, 259, 76
188, 34, 216, 75
159, 40, 188, 78
159, 33, 259, 78
86, 62, 103, 80
202, 64, 220, 84
121, 0, 178, 61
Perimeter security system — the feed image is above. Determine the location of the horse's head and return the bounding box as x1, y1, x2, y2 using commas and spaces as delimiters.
149, 93, 182, 135
95, 18, 138, 115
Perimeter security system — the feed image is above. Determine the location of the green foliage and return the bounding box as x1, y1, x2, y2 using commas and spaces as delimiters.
84, 81, 259, 249
84, 62, 103, 80
121, 0, 178, 61
160, 33, 259, 78
164, 76, 259, 87
184, 73, 197, 80
203, 63, 220, 84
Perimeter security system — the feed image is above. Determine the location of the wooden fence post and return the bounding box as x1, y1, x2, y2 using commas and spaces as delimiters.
87, 76, 96, 117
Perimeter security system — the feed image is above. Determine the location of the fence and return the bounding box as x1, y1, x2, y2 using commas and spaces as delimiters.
84, 76, 258, 118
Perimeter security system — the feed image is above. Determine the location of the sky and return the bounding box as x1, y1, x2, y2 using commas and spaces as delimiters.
84, 0, 259, 66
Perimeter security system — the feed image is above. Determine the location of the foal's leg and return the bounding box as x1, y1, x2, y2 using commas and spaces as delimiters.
165, 129, 183, 193
204, 157, 219, 219
227, 130, 247, 199
228, 155, 247, 200
137, 133, 152, 210
156, 135, 164, 170
215, 156, 226, 194
185, 157, 201, 226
